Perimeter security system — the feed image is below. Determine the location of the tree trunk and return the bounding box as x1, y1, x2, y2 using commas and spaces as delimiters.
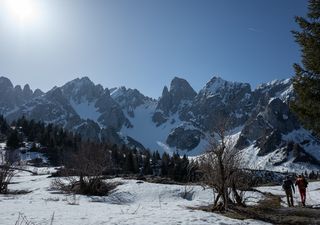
232, 183, 244, 206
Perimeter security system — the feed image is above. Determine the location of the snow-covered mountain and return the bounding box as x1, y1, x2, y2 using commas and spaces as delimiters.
0, 77, 43, 116
0, 76, 319, 172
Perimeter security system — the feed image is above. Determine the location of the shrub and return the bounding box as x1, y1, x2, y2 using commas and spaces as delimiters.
0, 164, 14, 194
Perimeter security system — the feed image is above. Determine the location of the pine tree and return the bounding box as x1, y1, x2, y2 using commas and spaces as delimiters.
6, 130, 22, 149
143, 151, 152, 175
161, 152, 170, 176
291, 0, 320, 137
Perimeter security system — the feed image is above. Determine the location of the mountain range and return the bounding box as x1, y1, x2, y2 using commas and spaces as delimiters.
0, 76, 319, 172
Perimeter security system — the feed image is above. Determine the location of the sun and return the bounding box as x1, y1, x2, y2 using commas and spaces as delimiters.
4, 0, 39, 24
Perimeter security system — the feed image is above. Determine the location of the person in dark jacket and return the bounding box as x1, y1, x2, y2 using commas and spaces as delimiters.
282, 175, 295, 207
295, 174, 308, 207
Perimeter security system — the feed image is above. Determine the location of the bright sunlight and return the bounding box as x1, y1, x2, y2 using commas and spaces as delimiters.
4, 0, 39, 25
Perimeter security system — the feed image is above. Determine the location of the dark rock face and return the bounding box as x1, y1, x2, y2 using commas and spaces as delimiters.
157, 86, 171, 115
0, 77, 42, 115
292, 144, 320, 165
262, 98, 299, 133
33, 89, 44, 97
236, 98, 300, 155
61, 77, 104, 103
169, 77, 197, 107
100, 127, 123, 145
190, 76, 252, 131
254, 79, 293, 102
166, 127, 203, 150
96, 90, 129, 130
111, 86, 153, 118
23, 84, 33, 99
152, 111, 168, 127
125, 136, 146, 151
157, 77, 196, 115
74, 120, 101, 141
256, 130, 282, 156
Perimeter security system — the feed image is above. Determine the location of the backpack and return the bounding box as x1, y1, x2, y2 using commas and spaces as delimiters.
282, 179, 292, 190
303, 179, 308, 188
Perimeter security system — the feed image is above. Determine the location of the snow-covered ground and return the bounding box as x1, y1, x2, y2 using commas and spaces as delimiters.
257, 181, 320, 208
0, 168, 272, 225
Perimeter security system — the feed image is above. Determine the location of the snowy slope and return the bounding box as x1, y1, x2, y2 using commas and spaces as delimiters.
120, 102, 179, 154
240, 144, 320, 173
283, 128, 320, 161
0, 169, 271, 225
120, 102, 209, 156
70, 98, 100, 122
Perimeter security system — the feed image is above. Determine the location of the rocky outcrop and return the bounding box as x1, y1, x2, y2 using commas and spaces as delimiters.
157, 77, 196, 114
236, 98, 300, 155
111, 86, 153, 117
190, 76, 252, 131
166, 126, 203, 151
61, 77, 104, 102
0, 77, 42, 116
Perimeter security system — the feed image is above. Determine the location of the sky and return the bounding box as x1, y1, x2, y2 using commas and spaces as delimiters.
0, 0, 307, 98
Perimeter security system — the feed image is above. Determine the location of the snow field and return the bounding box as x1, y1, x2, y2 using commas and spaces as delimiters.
257, 181, 320, 208
0, 169, 271, 225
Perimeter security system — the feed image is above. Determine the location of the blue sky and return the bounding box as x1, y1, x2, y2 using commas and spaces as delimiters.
0, 0, 307, 98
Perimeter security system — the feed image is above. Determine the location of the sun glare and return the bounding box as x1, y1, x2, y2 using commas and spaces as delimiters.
4, 0, 39, 24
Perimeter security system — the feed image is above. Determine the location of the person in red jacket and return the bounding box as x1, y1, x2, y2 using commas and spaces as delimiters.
295, 175, 308, 207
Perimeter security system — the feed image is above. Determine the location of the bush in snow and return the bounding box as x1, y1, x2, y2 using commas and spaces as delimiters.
0, 163, 15, 194
51, 142, 119, 196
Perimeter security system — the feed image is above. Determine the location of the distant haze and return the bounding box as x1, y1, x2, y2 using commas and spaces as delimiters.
0, 0, 307, 98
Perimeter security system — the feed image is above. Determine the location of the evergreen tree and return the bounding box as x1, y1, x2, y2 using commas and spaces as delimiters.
6, 130, 22, 149
143, 151, 152, 175
161, 152, 170, 176
291, 0, 320, 137
125, 151, 139, 173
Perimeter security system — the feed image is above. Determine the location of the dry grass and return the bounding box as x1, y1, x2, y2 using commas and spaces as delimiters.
193, 192, 320, 225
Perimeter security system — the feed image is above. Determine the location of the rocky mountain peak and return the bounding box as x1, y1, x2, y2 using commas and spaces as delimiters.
23, 84, 33, 98
33, 89, 44, 97
156, 77, 196, 115
62, 77, 104, 102
202, 76, 251, 96
64, 77, 95, 90
169, 77, 196, 98
14, 85, 23, 93
0, 77, 13, 89
0, 77, 40, 115
111, 86, 152, 119
254, 78, 293, 103
161, 86, 169, 97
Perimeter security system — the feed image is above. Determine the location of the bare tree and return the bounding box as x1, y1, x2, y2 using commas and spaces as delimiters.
199, 122, 251, 210
52, 142, 117, 196
0, 151, 15, 194
0, 163, 15, 194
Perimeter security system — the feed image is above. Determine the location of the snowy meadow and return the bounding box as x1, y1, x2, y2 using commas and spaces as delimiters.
0, 167, 275, 225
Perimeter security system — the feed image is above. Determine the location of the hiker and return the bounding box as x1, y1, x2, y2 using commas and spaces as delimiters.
295, 174, 308, 207
282, 175, 295, 207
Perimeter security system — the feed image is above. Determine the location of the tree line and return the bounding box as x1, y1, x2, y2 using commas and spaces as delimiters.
0, 115, 193, 182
